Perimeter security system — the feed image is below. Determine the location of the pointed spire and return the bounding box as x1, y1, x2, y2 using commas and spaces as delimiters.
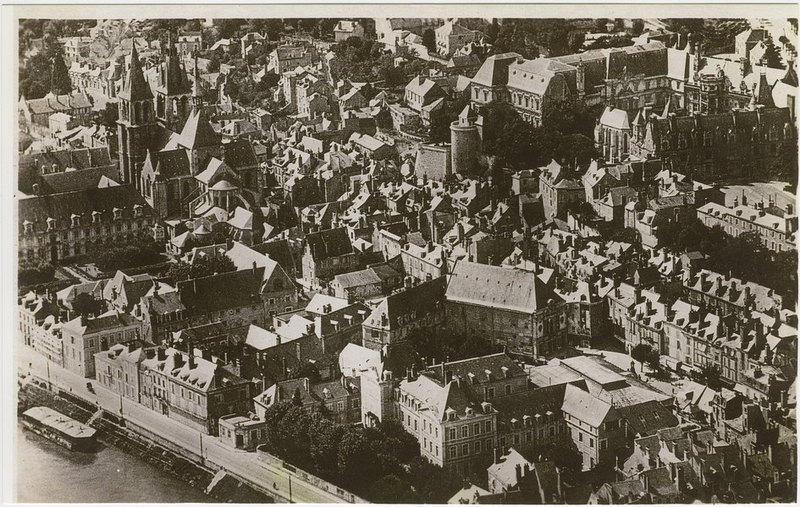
121, 40, 153, 102
756, 70, 775, 108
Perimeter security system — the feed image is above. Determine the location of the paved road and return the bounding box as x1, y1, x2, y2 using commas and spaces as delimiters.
19, 346, 348, 504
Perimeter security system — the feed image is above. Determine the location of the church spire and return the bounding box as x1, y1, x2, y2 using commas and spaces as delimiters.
121, 41, 153, 102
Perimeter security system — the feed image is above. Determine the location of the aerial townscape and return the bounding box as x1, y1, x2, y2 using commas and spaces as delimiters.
15, 15, 799, 504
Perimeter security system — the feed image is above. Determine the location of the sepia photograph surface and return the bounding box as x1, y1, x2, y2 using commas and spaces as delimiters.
9, 3, 799, 504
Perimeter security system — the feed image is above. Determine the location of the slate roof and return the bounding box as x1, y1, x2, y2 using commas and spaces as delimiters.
62, 310, 140, 335
492, 384, 567, 423
471, 52, 522, 88
364, 277, 446, 330
145, 149, 191, 180
25, 91, 93, 116
618, 400, 679, 436
333, 268, 382, 289
18, 184, 150, 232
223, 138, 259, 168
252, 239, 298, 275
562, 383, 614, 428
305, 227, 354, 261
427, 352, 527, 386
177, 267, 265, 315
446, 261, 561, 313
178, 108, 220, 149
19, 147, 114, 192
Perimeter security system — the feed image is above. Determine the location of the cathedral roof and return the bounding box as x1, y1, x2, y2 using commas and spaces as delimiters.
178, 108, 219, 149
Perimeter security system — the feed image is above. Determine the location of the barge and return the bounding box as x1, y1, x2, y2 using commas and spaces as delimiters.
21, 406, 97, 452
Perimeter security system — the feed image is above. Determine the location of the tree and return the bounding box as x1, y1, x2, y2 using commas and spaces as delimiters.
485, 19, 499, 44
308, 415, 347, 479
407, 456, 464, 503
90, 237, 162, 273
166, 255, 235, 283
337, 427, 382, 491
72, 292, 104, 318
568, 30, 586, 53
631, 343, 659, 371
422, 28, 436, 55
94, 101, 119, 129
698, 363, 724, 390
368, 474, 421, 504
428, 96, 467, 143
49, 45, 72, 95
586, 35, 635, 50
18, 260, 56, 287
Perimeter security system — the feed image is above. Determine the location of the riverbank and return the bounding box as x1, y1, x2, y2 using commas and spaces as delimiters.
17, 382, 272, 503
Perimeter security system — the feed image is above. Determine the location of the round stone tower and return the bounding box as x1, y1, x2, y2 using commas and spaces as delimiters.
450, 104, 482, 175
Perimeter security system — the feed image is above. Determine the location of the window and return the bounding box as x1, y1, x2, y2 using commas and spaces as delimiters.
485, 421, 492, 432
449, 428, 456, 440
462, 444, 469, 456
461, 426, 468, 438
505, 385, 511, 395
601, 439, 608, 450
475, 441, 481, 453
579, 432, 583, 442
474, 423, 480, 435
487, 387, 495, 399
590, 438, 594, 448
450, 447, 457, 459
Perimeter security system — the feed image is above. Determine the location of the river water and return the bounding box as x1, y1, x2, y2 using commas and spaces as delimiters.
15, 423, 214, 503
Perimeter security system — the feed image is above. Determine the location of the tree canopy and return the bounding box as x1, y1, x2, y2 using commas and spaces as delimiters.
166, 255, 236, 283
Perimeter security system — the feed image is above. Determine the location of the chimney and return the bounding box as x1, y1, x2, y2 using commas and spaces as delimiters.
493, 446, 501, 464
303, 377, 310, 392
157, 348, 166, 361
515, 463, 522, 484
188, 351, 196, 369
174, 351, 184, 368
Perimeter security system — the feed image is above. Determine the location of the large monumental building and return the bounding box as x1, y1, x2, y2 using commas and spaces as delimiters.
117, 41, 260, 220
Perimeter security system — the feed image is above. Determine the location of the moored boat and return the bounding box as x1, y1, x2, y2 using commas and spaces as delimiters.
21, 406, 97, 452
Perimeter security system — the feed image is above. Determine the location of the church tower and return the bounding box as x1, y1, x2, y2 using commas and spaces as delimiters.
155, 33, 193, 131
117, 43, 156, 191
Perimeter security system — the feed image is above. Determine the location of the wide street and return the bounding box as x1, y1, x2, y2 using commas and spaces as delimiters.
18, 346, 348, 504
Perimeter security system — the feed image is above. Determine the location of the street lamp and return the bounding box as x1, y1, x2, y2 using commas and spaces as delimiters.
288, 474, 292, 503
199, 432, 205, 466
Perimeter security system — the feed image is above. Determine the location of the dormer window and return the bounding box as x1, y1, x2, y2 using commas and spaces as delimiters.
71, 214, 81, 227
92, 211, 101, 224
46, 217, 56, 231
133, 204, 143, 218
113, 208, 123, 220
23, 220, 33, 234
